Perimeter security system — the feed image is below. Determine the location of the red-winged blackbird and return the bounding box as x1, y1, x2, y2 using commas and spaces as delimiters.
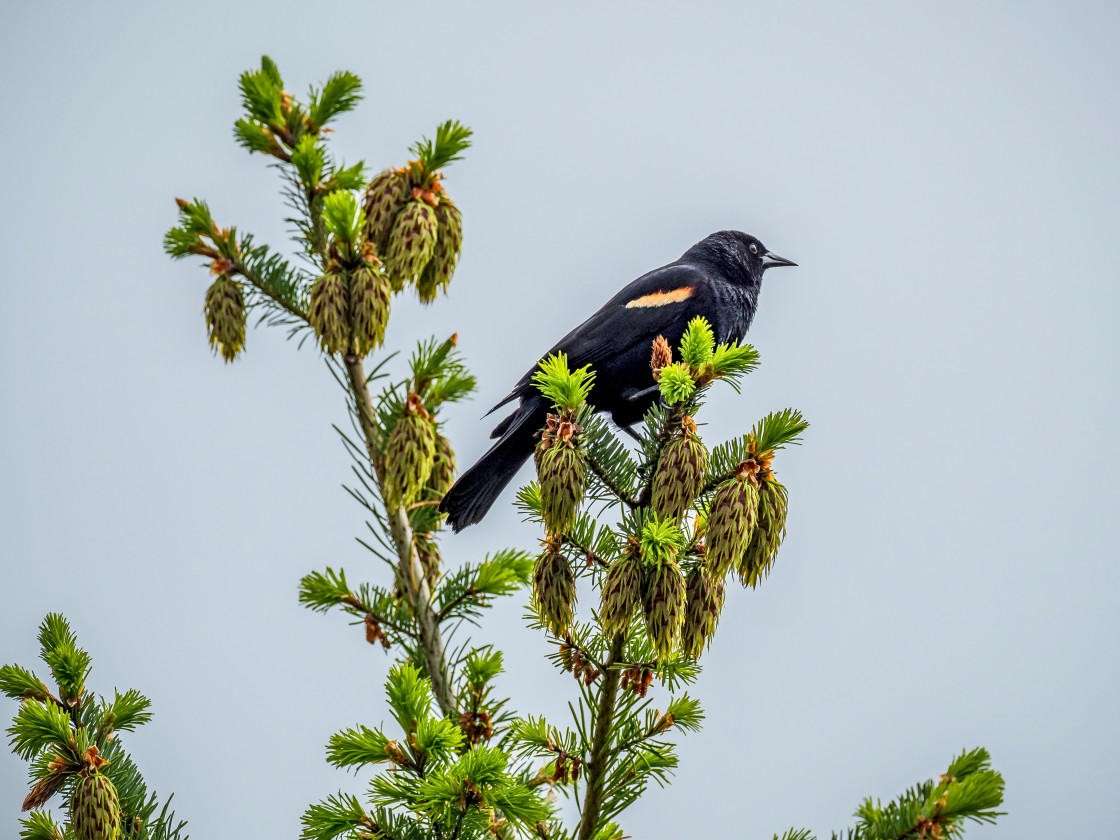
440, 230, 795, 531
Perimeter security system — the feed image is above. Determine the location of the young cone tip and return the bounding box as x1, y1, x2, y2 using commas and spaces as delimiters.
651, 335, 672, 381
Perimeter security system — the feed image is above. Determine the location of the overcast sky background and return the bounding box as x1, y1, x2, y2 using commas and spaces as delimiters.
2, 2, 1118, 838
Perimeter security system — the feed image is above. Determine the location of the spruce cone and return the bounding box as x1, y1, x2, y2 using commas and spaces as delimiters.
650, 335, 672, 381
599, 549, 644, 637
349, 262, 391, 355
308, 270, 350, 354
536, 414, 584, 535
680, 566, 724, 658
385, 199, 438, 291
203, 274, 246, 362
415, 532, 442, 587
642, 557, 686, 661
538, 446, 585, 536
363, 168, 410, 255
426, 433, 456, 501
417, 200, 463, 303
533, 541, 576, 636
383, 392, 436, 508
705, 461, 761, 579
737, 477, 788, 587
71, 771, 121, 840
651, 416, 708, 523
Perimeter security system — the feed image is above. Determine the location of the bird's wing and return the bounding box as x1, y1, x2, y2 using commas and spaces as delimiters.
488, 262, 711, 413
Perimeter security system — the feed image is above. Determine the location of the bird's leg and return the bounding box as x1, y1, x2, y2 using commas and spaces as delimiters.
619, 425, 644, 444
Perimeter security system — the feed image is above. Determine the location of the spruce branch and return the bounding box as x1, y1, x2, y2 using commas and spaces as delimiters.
410, 120, 473, 174
343, 352, 458, 718
576, 633, 625, 840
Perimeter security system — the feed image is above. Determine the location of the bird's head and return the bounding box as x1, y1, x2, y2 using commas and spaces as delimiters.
684, 231, 797, 286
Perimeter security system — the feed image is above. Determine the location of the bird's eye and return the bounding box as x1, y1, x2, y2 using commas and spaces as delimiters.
749, 243, 759, 255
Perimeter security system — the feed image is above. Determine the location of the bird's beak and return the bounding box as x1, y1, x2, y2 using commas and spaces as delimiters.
762, 251, 797, 270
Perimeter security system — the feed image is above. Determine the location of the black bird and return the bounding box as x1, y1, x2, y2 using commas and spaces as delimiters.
440, 230, 796, 531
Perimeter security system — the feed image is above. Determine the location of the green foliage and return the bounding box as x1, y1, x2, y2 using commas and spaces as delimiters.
326, 724, 393, 770
100, 688, 152, 733
0, 664, 50, 701
678, 316, 715, 369
663, 694, 704, 732
321, 190, 362, 243
708, 341, 761, 390
657, 362, 696, 405
435, 550, 533, 624
410, 119, 473, 173
533, 353, 596, 413
309, 71, 364, 129
384, 663, 433, 733
580, 412, 640, 504
4, 615, 186, 840
777, 748, 1006, 840
300, 792, 367, 840
640, 516, 686, 563
409, 335, 477, 411
18, 810, 64, 840
291, 135, 327, 186
752, 408, 810, 453
298, 566, 355, 614
7, 698, 72, 760
238, 55, 284, 125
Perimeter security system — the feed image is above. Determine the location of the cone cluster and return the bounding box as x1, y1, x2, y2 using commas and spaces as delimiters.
705, 460, 761, 578
643, 556, 686, 661
204, 273, 246, 362
309, 256, 392, 357
606, 449, 790, 660
308, 270, 350, 354
597, 526, 693, 662
426, 433, 456, 502
680, 565, 724, 658
71, 769, 121, 840
382, 392, 437, 508
599, 547, 643, 638
533, 537, 576, 636
535, 413, 586, 536
702, 443, 790, 591
651, 416, 707, 522
362, 163, 463, 298
348, 259, 391, 355
738, 475, 788, 587
414, 532, 442, 588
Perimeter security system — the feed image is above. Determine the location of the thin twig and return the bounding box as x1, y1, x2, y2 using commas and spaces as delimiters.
585, 452, 639, 510
576, 633, 625, 840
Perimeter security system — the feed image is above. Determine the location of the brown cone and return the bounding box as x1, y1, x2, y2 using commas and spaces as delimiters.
308, 271, 350, 354
599, 550, 644, 637
385, 200, 438, 291
642, 557, 686, 661
737, 476, 788, 587
349, 262, 391, 355
203, 274, 246, 362
417, 199, 463, 302
651, 416, 708, 523
705, 461, 761, 579
71, 771, 121, 840
363, 169, 411, 256
383, 392, 437, 508
680, 566, 724, 658
533, 541, 576, 636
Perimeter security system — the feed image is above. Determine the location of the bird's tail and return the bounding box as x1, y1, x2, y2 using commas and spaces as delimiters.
439, 397, 545, 532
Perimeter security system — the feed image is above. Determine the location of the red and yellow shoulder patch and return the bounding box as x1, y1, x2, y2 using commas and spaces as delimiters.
625, 286, 694, 309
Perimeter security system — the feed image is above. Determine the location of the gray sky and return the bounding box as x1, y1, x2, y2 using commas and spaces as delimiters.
2, 1, 1118, 837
